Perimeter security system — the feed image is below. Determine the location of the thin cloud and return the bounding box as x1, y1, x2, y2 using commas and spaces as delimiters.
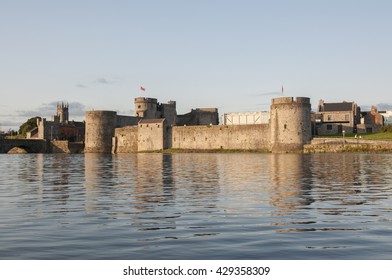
16, 101, 87, 118
360, 103, 392, 111
117, 109, 134, 116
251, 91, 282, 97
1, 101, 86, 129
0, 119, 24, 127
377, 103, 392, 111
68, 102, 87, 117
76, 84, 87, 88
94, 78, 113, 84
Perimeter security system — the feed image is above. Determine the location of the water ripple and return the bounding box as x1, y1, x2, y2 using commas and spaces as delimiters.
1, 153, 392, 259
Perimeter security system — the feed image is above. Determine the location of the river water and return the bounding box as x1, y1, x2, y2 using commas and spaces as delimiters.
0, 153, 391, 259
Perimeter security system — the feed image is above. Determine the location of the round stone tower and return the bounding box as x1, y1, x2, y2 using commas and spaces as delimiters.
134, 97, 158, 118
269, 97, 311, 153
85, 110, 117, 153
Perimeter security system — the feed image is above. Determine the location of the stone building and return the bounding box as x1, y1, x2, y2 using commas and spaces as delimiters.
316, 100, 361, 135
85, 97, 219, 153
28, 102, 85, 142
177, 108, 219, 126
138, 119, 169, 151
357, 106, 384, 133
134, 97, 219, 126
134, 97, 177, 125
85, 96, 312, 153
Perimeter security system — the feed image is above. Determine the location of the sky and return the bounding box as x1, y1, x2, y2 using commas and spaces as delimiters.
1, 0, 392, 130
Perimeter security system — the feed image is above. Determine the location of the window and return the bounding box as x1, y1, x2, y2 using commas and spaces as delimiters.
327, 124, 332, 130
345, 114, 349, 121
327, 115, 332, 121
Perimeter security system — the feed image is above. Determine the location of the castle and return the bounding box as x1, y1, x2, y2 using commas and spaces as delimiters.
85, 96, 312, 153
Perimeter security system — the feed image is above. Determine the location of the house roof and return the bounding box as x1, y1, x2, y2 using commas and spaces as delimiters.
322, 102, 354, 112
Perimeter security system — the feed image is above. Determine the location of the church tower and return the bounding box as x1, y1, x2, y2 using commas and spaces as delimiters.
57, 102, 69, 124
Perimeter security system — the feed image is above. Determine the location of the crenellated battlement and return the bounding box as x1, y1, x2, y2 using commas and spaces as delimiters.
271, 97, 310, 105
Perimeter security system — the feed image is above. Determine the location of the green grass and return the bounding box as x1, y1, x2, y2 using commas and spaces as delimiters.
5, 135, 25, 140
315, 130, 392, 141
361, 132, 392, 140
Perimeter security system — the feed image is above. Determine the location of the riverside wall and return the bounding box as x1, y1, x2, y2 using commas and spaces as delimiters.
0, 139, 83, 154
171, 124, 270, 151
88, 96, 312, 153
304, 138, 392, 153
50, 140, 84, 153
113, 126, 138, 153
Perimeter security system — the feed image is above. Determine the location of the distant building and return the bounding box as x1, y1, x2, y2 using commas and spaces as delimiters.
316, 99, 361, 135
28, 102, 85, 142
134, 97, 219, 126
357, 106, 384, 133
177, 108, 219, 126
222, 111, 269, 125
380, 111, 392, 126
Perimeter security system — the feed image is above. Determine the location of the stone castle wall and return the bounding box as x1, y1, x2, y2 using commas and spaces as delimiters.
113, 126, 138, 153
87, 97, 311, 153
171, 124, 270, 151
138, 119, 167, 152
116, 115, 139, 127
177, 108, 219, 126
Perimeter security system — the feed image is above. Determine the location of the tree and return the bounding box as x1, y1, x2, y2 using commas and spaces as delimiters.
19, 117, 41, 137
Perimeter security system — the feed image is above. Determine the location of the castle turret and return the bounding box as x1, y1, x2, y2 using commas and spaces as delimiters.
134, 97, 159, 118
269, 97, 311, 152
85, 110, 117, 153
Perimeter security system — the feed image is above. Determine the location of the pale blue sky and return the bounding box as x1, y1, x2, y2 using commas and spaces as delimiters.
1, 0, 392, 130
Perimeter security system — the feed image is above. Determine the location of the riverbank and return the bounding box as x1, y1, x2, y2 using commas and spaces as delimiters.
304, 138, 392, 153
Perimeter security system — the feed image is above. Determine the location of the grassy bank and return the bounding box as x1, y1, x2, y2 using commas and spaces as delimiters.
361, 131, 392, 140
315, 130, 392, 141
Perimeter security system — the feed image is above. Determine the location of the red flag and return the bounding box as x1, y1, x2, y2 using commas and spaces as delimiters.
140, 86, 145, 91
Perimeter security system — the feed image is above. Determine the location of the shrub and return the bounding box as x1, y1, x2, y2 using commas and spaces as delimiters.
381, 125, 392, 133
